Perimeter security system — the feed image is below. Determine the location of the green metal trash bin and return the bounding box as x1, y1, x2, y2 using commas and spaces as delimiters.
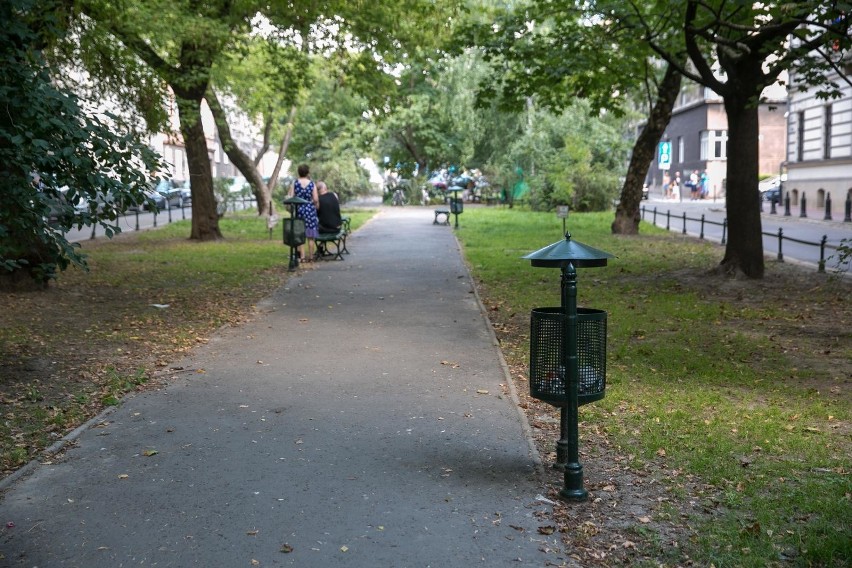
282, 218, 306, 247
529, 306, 607, 406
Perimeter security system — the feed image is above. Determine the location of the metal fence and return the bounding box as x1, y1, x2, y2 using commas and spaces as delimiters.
86, 196, 258, 239
640, 205, 846, 273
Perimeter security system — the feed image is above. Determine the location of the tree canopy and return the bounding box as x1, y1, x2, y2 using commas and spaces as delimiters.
632, 0, 851, 277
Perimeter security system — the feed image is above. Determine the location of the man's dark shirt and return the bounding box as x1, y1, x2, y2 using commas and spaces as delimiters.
318, 191, 342, 233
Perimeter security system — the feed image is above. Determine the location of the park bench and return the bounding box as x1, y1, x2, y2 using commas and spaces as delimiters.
314, 216, 351, 261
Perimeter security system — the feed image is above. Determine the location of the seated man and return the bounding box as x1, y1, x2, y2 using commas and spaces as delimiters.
316, 181, 342, 234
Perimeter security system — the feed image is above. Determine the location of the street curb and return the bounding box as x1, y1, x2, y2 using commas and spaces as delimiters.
449, 231, 546, 480
0, 405, 119, 493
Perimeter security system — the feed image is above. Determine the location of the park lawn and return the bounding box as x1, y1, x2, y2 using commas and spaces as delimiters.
457, 207, 850, 567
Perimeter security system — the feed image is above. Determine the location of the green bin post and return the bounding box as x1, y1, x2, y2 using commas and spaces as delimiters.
282, 195, 308, 271
524, 233, 613, 502
447, 184, 463, 229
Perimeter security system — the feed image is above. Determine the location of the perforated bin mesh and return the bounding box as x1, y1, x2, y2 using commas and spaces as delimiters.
282, 218, 306, 247
529, 307, 607, 406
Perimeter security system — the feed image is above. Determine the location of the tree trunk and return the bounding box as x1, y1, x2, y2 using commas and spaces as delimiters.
612, 62, 682, 234
207, 89, 272, 216
266, 105, 298, 212
177, 96, 223, 241
719, 96, 764, 277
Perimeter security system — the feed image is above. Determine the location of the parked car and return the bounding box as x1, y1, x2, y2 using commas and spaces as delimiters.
759, 176, 781, 203
127, 189, 167, 212
153, 179, 183, 209
762, 187, 780, 203
176, 182, 192, 206
43, 188, 71, 226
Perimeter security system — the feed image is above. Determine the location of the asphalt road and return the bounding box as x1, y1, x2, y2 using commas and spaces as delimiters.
639, 197, 851, 271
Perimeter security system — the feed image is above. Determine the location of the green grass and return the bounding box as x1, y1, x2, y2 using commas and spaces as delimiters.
456, 207, 851, 567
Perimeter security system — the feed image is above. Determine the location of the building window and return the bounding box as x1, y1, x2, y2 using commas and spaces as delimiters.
797, 111, 805, 161
699, 130, 728, 160
824, 104, 832, 160
678, 136, 684, 164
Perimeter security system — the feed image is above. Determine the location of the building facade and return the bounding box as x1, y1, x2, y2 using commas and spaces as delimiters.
645, 81, 788, 200
784, 65, 852, 212
148, 95, 280, 186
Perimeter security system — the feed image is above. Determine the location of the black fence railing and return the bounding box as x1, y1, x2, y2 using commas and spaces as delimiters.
640, 206, 845, 273
87, 196, 258, 240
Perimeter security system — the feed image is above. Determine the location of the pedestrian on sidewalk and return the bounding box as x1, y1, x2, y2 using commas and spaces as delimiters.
288, 164, 319, 262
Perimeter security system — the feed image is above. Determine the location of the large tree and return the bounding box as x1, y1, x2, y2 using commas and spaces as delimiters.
207, 38, 306, 216
376, 51, 493, 175
75, 0, 451, 240
76, 0, 249, 241
466, 0, 686, 232
0, 0, 161, 290
635, 1, 851, 277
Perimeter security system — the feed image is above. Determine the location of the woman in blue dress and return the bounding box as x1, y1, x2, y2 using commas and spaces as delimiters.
288, 164, 319, 261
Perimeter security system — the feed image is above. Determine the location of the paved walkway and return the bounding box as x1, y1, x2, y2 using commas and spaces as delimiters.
0, 207, 558, 567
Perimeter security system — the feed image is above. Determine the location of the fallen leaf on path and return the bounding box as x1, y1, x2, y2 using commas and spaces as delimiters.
340, 545, 349, 552
538, 526, 556, 535
280, 544, 294, 553
247, 530, 258, 536
142, 449, 158, 457
476, 389, 489, 395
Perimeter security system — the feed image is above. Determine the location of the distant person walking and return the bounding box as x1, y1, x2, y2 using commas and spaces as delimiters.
288, 164, 319, 262
699, 171, 709, 199
689, 170, 700, 200
670, 171, 681, 201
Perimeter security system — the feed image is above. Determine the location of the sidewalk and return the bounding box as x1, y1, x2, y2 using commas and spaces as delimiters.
0, 207, 557, 567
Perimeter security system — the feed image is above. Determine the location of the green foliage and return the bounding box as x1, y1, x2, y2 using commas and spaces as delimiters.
0, 0, 162, 288
214, 37, 307, 144
281, 56, 379, 200
492, 100, 628, 212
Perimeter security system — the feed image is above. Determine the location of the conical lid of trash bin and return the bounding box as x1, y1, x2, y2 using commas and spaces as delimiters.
523, 233, 614, 268
447, 185, 465, 192
282, 196, 309, 205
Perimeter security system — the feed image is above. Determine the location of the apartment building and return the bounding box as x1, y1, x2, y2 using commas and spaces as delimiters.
645, 81, 788, 200
784, 64, 852, 211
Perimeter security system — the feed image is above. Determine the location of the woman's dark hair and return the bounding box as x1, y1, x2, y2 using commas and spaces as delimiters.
297, 164, 310, 177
